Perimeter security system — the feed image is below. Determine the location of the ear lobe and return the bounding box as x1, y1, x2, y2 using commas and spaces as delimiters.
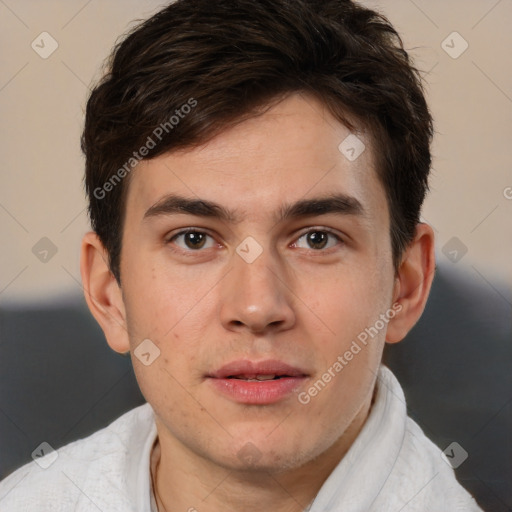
80, 231, 130, 354
385, 223, 436, 344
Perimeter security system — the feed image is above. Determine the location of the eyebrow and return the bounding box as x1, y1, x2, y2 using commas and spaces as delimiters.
143, 192, 365, 225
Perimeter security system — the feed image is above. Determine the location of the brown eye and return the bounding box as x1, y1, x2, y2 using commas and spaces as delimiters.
294, 230, 342, 251
306, 231, 328, 249
169, 230, 215, 251
184, 232, 206, 249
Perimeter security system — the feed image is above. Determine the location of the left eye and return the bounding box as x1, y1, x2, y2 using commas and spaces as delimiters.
293, 230, 342, 250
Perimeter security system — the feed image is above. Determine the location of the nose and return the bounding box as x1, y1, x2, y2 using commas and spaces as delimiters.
219, 244, 296, 334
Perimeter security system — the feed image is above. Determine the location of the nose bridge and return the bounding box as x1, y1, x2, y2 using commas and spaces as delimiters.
219, 237, 295, 332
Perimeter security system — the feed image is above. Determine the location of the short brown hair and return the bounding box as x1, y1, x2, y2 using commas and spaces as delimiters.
82, 0, 433, 283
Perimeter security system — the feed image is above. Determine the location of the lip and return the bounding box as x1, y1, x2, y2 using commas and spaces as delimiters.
207, 359, 309, 405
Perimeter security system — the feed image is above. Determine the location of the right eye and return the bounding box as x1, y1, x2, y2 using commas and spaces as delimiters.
167, 229, 217, 251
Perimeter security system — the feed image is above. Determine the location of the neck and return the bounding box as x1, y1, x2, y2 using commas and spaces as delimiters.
151, 392, 374, 512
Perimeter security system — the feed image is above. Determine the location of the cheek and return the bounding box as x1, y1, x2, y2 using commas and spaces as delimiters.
121, 251, 201, 339
305, 262, 393, 393
122, 261, 209, 381
300, 272, 390, 411
319, 262, 392, 327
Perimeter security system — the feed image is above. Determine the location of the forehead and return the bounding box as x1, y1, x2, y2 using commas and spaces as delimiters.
125, 92, 386, 225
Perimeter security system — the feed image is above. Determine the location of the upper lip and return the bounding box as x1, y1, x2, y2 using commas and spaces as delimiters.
208, 359, 309, 379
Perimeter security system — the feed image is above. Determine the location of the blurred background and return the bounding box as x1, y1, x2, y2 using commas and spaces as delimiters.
0, 1, 511, 510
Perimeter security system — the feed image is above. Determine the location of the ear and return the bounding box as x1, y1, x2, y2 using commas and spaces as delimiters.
386, 223, 436, 344
80, 231, 130, 354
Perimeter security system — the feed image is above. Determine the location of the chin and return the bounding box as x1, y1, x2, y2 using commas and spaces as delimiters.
223, 452, 307, 475
220, 436, 314, 474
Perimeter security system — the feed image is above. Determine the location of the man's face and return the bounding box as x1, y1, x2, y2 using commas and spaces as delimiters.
119, 92, 397, 472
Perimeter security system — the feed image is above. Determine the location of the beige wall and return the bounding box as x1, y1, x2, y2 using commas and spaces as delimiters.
1, 0, 511, 304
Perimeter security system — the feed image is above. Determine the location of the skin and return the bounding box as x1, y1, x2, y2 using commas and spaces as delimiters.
81, 92, 435, 512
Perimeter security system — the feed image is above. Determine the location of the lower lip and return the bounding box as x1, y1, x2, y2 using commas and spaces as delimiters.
208, 377, 307, 404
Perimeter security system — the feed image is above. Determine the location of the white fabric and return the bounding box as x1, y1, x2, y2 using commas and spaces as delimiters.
0, 366, 483, 511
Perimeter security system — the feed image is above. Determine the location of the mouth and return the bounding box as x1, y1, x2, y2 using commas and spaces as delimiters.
208, 359, 309, 379
207, 359, 309, 404
226, 374, 293, 381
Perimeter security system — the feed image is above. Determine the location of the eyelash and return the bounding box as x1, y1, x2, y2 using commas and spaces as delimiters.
165, 227, 344, 254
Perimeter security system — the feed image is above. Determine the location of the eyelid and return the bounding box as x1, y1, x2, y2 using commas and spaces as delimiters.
294, 226, 343, 240
166, 226, 212, 239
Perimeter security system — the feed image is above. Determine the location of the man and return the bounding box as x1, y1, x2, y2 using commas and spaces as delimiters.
0, 0, 483, 510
